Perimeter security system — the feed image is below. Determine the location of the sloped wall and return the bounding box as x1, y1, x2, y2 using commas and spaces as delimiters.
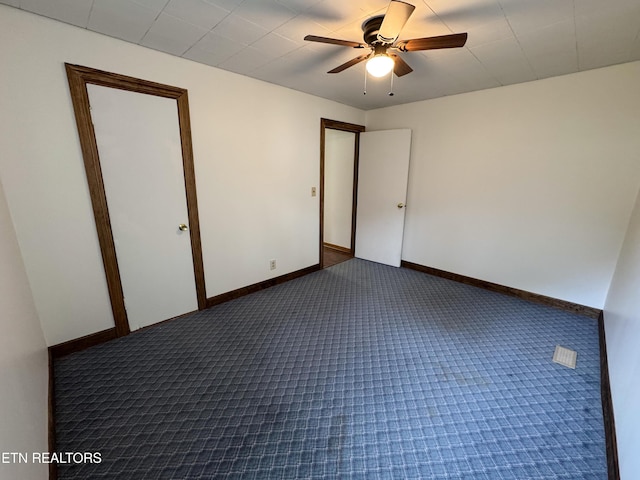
0, 179, 48, 479
604, 185, 640, 480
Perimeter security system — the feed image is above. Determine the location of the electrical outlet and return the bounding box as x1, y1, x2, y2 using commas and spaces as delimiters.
311, 187, 317, 197
270, 259, 276, 270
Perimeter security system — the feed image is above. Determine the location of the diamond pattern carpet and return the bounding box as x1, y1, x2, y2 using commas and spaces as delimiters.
54, 259, 607, 479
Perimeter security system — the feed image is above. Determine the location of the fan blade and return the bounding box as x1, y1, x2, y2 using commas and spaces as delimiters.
328, 53, 371, 73
304, 35, 365, 48
378, 1, 416, 44
389, 53, 413, 77
396, 33, 468, 52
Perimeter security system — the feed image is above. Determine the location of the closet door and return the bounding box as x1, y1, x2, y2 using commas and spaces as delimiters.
87, 84, 198, 331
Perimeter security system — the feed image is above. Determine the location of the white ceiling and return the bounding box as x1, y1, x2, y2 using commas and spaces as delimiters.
3, 0, 640, 110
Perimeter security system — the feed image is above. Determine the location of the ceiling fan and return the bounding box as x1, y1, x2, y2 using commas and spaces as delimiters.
304, 0, 468, 78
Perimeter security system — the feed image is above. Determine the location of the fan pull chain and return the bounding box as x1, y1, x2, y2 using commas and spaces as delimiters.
388, 71, 395, 96
363, 68, 367, 95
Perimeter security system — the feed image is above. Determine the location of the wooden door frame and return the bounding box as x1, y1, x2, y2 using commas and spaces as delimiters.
320, 118, 365, 267
65, 63, 206, 338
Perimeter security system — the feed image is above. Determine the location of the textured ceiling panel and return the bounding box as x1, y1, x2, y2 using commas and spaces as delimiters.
2, 0, 639, 109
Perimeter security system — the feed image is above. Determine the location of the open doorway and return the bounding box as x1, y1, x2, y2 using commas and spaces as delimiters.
320, 119, 365, 268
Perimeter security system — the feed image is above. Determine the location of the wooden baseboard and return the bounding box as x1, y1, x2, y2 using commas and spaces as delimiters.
46, 260, 616, 479
402, 260, 617, 476
49, 327, 118, 359
207, 264, 321, 308
323, 242, 351, 254
47, 327, 118, 479
599, 312, 620, 480
401, 261, 601, 319
49, 264, 322, 357
46, 263, 319, 480
48, 350, 57, 480
133, 309, 198, 334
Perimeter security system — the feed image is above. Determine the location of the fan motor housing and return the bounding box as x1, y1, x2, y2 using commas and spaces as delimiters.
362, 15, 384, 45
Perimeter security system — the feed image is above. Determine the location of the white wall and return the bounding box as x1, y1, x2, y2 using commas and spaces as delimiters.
324, 129, 356, 249
604, 186, 640, 480
0, 179, 48, 480
366, 62, 640, 308
1, 6, 638, 332
0, 6, 365, 345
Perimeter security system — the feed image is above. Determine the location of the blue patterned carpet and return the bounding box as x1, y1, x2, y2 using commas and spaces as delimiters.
54, 259, 607, 479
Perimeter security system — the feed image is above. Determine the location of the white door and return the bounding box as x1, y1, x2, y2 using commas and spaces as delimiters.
355, 129, 411, 267
88, 84, 198, 331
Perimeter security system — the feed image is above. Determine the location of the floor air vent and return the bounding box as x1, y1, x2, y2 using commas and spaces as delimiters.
553, 345, 577, 369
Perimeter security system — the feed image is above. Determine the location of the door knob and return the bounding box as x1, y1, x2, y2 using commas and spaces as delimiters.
178, 224, 188, 231
397, 203, 406, 209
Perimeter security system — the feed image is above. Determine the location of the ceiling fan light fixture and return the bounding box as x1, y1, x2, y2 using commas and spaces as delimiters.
366, 54, 394, 77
